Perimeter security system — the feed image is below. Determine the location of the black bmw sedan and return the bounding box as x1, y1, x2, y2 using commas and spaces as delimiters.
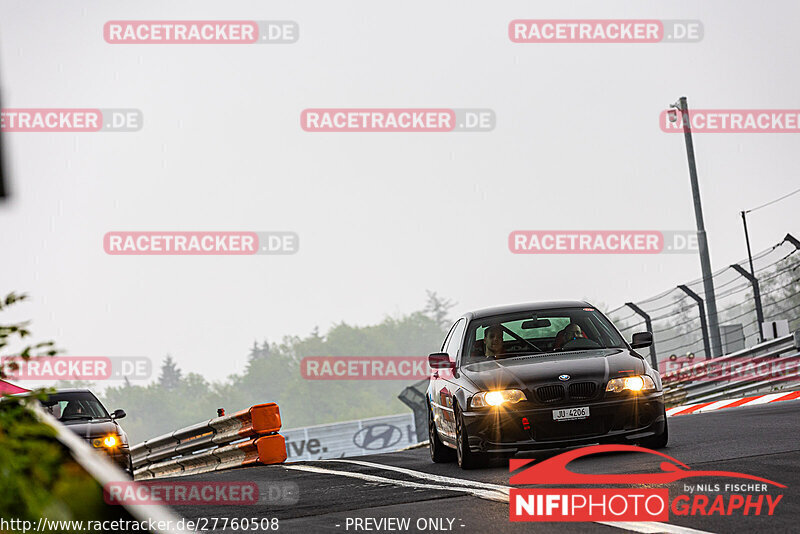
39, 389, 133, 474
427, 301, 667, 469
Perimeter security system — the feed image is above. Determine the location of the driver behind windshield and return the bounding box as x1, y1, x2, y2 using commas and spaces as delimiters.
484, 324, 505, 359
554, 323, 586, 350
61, 401, 86, 419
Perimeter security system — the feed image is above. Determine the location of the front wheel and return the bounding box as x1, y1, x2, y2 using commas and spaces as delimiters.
429, 402, 455, 463
455, 406, 488, 469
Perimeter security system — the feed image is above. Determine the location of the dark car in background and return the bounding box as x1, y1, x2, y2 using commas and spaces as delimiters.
427, 301, 667, 469
39, 389, 133, 474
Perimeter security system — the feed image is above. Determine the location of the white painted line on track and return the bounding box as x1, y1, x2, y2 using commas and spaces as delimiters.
289, 461, 716, 534
595, 521, 715, 534
323, 458, 511, 493
283, 464, 508, 502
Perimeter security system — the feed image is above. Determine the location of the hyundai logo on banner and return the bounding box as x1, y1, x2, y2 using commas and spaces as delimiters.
353, 424, 403, 450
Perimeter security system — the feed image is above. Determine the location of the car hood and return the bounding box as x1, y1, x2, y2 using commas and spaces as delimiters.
460, 348, 646, 392
61, 419, 121, 440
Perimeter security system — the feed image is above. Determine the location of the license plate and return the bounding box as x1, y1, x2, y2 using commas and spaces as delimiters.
552, 406, 590, 421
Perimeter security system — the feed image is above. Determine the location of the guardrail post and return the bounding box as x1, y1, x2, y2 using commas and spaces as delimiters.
624, 302, 658, 369
677, 285, 712, 360
730, 263, 765, 343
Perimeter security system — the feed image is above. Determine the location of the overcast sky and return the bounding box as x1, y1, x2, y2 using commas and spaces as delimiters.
1, 1, 798, 385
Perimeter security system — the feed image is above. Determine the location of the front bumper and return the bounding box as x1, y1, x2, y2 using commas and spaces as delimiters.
461, 393, 665, 453
89, 444, 132, 472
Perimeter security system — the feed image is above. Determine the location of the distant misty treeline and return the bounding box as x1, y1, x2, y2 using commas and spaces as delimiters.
97, 292, 454, 445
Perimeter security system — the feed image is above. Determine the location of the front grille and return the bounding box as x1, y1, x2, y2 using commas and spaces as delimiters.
568, 382, 597, 400
537, 385, 565, 403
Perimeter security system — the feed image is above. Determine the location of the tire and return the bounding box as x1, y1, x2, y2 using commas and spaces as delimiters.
455, 405, 488, 469
124, 456, 134, 477
429, 402, 456, 463
640, 408, 669, 449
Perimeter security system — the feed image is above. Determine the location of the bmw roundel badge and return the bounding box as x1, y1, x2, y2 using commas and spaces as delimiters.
558, 374, 571, 381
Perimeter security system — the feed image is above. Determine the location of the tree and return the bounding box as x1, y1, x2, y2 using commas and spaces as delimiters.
424, 290, 455, 330
760, 255, 800, 329
158, 355, 182, 390
247, 340, 272, 362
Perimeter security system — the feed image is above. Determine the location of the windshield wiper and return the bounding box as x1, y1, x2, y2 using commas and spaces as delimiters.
60, 415, 95, 421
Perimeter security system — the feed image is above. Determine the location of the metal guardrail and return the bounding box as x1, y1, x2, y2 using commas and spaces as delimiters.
131, 402, 287, 479
661, 331, 800, 406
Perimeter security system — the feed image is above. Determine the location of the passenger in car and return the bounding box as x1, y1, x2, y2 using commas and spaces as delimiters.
484, 324, 505, 358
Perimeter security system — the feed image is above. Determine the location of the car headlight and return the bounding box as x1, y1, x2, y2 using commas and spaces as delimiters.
605, 375, 656, 393
471, 389, 527, 408
92, 435, 120, 448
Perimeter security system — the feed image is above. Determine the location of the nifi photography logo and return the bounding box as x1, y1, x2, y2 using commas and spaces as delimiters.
509, 445, 784, 522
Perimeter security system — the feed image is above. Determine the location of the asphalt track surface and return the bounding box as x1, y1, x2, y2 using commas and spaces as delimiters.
172, 401, 800, 534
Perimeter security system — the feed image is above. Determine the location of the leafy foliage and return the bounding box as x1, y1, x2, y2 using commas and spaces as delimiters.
0, 398, 132, 526
0, 292, 58, 381
0, 292, 119, 525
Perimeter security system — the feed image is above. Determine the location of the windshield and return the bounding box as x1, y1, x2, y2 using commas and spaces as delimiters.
39, 391, 110, 422
463, 307, 627, 364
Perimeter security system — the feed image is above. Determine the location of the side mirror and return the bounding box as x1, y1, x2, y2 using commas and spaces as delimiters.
111, 409, 126, 420
428, 353, 455, 369
631, 332, 653, 349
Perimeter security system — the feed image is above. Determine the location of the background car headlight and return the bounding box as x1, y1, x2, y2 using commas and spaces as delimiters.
471, 389, 527, 408
606, 375, 656, 393
92, 435, 120, 448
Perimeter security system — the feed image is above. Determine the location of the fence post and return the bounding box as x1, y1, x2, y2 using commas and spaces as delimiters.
677, 285, 712, 359
730, 263, 765, 343
783, 233, 800, 250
